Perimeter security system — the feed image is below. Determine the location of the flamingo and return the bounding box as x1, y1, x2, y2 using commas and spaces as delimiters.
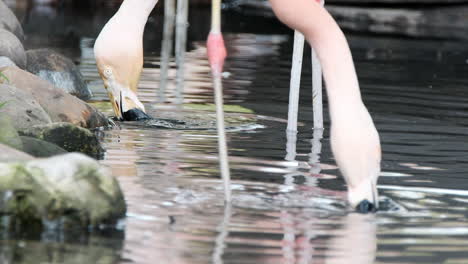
94, 0, 158, 121
269, 0, 381, 213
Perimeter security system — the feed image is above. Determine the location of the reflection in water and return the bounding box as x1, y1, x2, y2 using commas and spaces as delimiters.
212, 204, 232, 264
326, 214, 377, 264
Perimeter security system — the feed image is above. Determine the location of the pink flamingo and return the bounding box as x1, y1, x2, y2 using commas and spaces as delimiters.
270, 0, 381, 213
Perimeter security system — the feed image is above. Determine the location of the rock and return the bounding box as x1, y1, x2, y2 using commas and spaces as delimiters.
0, 143, 33, 162
0, 66, 111, 129
0, 153, 126, 228
0, 113, 23, 150
0, 0, 24, 42
0, 29, 26, 69
19, 136, 68, 157
0, 56, 16, 68
0, 84, 53, 131
26, 49, 93, 100
20, 122, 104, 158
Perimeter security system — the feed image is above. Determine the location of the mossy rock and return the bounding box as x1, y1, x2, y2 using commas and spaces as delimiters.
0, 143, 33, 162
20, 122, 104, 158
19, 136, 67, 158
0, 114, 23, 150
0, 153, 126, 229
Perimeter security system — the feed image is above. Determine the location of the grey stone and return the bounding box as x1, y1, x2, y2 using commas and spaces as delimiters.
0, 84, 53, 131
0, 153, 126, 228
0, 29, 26, 69
20, 122, 104, 158
0, 66, 111, 129
0, 0, 24, 42
0, 56, 16, 68
0, 143, 33, 162
26, 49, 93, 100
19, 136, 68, 158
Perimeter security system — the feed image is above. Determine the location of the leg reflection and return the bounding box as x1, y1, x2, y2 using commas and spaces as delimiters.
212, 203, 232, 264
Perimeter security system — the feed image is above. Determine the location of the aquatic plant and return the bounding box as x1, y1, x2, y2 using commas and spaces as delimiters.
0, 101, 6, 110
0, 70, 9, 84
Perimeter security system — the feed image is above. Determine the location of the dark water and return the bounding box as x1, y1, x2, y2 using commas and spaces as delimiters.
6, 2, 468, 263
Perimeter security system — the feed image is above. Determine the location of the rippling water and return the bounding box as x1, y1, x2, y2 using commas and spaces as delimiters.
6, 3, 468, 264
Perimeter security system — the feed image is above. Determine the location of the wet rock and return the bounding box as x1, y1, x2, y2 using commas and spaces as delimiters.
0, 84, 53, 131
26, 49, 93, 100
0, 56, 16, 68
0, 29, 27, 69
0, 66, 111, 129
0, 114, 23, 150
20, 122, 104, 158
0, 0, 25, 42
19, 136, 68, 158
0, 143, 33, 162
0, 153, 126, 228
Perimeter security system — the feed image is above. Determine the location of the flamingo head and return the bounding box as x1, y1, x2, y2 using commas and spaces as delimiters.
98, 65, 150, 121
347, 178, 379, 214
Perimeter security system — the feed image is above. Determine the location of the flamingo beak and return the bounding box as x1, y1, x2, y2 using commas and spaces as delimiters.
355, 200, 377, 214
105, 79, 151, 121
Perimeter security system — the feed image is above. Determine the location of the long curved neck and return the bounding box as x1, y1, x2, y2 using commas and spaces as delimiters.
270, 0, 362, 106
306, 14, 362, 107
116, 0, 158, 24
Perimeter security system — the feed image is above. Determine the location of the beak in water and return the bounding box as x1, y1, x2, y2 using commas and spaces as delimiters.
347, 176, 379, 214
100, 66, 151, 121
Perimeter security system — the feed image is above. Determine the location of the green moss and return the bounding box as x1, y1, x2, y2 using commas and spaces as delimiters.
184, 103, 254, 114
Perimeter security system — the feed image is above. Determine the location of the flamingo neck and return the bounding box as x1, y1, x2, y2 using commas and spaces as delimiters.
303, 7, 362, 108
116, 0, 158, 24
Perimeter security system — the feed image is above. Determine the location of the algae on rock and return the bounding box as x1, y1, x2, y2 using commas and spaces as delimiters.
0, 153, 126, 229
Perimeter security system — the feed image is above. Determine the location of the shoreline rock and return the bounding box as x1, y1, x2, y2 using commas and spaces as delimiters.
0, 0, 24, 42
0, 153, 126, 229
0, 29, 27, 69
20, 122, 105, 159
26, 49, 93, 100
1, 66, 111, 129
0, 143, 33, 162
0, 84, 53, 131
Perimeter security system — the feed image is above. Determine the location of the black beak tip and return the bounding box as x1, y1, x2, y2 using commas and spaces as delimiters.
122, 108, 152, 121
355, 199, 378, 214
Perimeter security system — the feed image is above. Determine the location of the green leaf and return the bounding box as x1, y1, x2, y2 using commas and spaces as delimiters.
0, 101, 7, 109
0, 71, 9, 84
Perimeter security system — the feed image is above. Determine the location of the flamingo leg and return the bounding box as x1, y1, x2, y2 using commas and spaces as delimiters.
208, 0, 231, 203
175, 0, 189, 104
159, 0, 176, 103
286, 30, 305, 133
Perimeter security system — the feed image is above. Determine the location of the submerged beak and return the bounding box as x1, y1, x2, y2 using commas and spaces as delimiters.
355, 200, 377, 214
104, 74, 151, 121
348, 179, 379, 214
